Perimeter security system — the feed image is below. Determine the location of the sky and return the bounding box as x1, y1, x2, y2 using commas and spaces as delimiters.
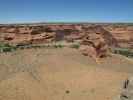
0, 0, 133, 23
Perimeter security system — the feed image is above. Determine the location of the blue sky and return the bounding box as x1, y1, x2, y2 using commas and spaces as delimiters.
0, 0, 133, 23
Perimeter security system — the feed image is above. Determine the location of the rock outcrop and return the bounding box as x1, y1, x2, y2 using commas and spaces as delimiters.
105, 25, 133, 48
0, 25, 120, 62
80, 26, 116, 62
31, 32, 56, 44
0, 24, 119, 50
82, 25, 118, 47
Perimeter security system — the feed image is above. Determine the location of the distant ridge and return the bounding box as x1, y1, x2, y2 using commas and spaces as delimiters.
0, 22, 133, 26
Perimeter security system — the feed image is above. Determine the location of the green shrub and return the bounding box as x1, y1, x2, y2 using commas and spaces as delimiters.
0, 43, 17, 53
112, 48, 133, 58
52, 44, 64, 48
53, 44, 58, 48
58, 44, 64, 48
2, 47, 12, 52
70, 44, 80, 49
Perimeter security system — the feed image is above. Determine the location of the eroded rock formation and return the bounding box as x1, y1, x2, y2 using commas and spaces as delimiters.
80, 26, 117, 62
0, 24, 120, 61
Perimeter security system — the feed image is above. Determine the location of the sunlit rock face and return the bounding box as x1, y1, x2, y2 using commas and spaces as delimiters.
80, 25, 118, 61
0, 24, 118, 49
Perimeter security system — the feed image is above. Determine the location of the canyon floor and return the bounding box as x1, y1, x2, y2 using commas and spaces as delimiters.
0, 48, 133, 100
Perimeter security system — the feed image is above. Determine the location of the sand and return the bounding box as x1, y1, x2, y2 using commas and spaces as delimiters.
0, 48, 133, 100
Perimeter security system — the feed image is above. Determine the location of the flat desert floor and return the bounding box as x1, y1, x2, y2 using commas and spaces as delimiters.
0, 48, 133, 100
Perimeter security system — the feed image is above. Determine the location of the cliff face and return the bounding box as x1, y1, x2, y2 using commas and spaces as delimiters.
80, 25, 115, 61
0, 25, 115, 44
105, 25, 133, 48
0, 24, 133, 48
0, 24, 119, 61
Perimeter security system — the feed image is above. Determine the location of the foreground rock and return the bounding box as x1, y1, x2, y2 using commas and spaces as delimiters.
0, 48, 132, 100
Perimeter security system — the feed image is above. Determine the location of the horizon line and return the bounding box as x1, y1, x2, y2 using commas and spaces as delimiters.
0, 21, 133, 25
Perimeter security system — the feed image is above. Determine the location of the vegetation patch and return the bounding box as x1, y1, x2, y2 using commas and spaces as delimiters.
69, 44, 80, 49
0, 43, 17, 53
0, 41, 81, 53
112, 47, 133, 58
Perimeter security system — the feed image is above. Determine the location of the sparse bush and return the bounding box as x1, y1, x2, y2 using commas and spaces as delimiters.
0, 42, 17, 53
58, 44, 64, 48
3, 47, 12, 52
53, 44, 58, 48
70, 44, 80, 49
53, 44, 64, 48
112, 48, 133, 58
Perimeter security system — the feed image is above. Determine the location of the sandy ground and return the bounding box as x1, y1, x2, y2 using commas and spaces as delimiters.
0, 48, 133, 100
